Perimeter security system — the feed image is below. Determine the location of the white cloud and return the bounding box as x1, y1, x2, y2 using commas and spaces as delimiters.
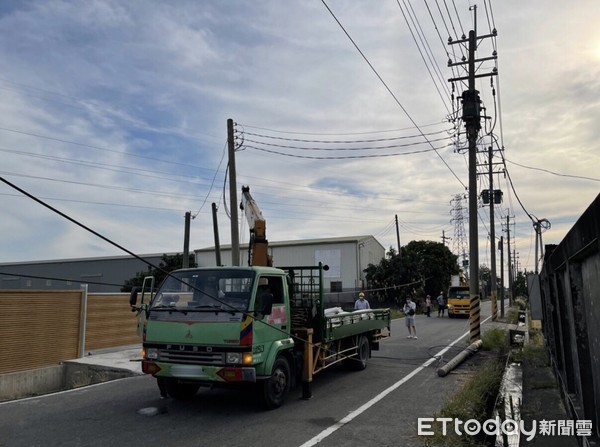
0, 0, 597, 278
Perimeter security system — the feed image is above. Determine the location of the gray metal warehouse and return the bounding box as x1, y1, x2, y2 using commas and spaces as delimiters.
0, 235, 385, 298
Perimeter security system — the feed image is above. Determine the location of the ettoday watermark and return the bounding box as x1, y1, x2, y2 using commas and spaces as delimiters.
418, 417, 593, 441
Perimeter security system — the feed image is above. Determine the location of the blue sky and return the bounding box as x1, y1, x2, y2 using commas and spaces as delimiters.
0, 0, 599, 275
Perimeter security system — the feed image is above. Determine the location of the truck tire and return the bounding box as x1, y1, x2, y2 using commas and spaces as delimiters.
354, 335, 370, 370
164, 379, 200, 400
344, 335, 369, 371
259, 357, 291, 410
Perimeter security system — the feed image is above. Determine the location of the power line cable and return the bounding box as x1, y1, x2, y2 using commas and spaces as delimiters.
0, 126, 213, 172
396, 0, 452, 113
193, 141, 229, 219
237, 121, 446, 136
505, 158, 600, 182
0, 171, 206, 201
320, 0, 466, 188
240, 127, 452, 144
244, 143, 450, 160
0, 192, 198, 214
243, 134, 452, 151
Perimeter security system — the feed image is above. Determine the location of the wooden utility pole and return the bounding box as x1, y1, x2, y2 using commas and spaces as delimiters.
227, 118, 240, 266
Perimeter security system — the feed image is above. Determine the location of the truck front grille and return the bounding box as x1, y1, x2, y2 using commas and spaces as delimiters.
159, 349, 224, 365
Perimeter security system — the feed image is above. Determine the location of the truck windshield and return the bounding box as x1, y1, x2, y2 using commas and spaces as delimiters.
448, 287, 469, 299
150, 269, 254, 313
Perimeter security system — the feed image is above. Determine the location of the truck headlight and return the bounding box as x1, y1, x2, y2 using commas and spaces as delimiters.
226, 352, 242, 365
146, 348, 158, 360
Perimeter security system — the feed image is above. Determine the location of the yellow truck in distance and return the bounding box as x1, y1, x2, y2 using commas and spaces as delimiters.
447, 275, 469, 318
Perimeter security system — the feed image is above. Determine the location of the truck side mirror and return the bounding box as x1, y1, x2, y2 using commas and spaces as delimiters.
129, 287, 140, 310
261, 293, 274, 316
255, 293, 274, 318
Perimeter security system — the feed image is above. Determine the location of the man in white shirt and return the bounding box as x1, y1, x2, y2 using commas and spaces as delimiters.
354, 292, 370, 310
403, 297, 417, 339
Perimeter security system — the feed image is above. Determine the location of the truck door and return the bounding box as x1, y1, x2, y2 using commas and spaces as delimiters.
254, 275, 289, 344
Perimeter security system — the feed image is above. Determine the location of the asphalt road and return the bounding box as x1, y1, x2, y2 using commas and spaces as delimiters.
0, 301, 503, 447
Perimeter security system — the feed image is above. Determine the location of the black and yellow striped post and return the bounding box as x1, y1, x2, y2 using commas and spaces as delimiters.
470, 292, 481, 342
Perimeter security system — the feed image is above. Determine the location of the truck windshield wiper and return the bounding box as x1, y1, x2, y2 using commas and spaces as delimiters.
187, 304, 237, 315
151, 305, 188, 315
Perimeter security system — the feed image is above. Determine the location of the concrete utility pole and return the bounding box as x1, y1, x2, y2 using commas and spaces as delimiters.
395, 214, 401, 259
465, 29, 481, 342
488, 146, 497, 321
212, 203, 222, 266
183, 211, 191, 268
448, 5, 497, 342
441, 230, 451, 247
506, 213, 513, 306
499, 236, 504, 318
227, 118, 240, 266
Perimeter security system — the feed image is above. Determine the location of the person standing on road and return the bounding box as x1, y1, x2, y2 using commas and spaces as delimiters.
355, 292, 370, 310
403, 297, 417, 339
425, 295, 432, 317
436, 292, 445, 317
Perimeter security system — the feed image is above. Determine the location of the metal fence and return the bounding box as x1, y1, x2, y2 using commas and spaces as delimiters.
538, 193, 600, 442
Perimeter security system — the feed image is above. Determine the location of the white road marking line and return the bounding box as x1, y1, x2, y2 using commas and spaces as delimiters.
298, 315, 493, 447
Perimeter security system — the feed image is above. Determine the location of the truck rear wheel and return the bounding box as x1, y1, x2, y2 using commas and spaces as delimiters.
354, 335, 370, 370
344, 335, 370, 371
259, 357, 291, 410
164, 379, 200, 400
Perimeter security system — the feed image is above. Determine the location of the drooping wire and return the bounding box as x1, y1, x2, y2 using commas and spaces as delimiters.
192, 140, 228, 219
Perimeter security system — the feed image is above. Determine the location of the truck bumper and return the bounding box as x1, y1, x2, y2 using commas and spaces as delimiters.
142, 360, 256, 383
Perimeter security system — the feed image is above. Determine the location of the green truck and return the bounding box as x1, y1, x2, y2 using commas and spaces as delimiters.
130, 263, 391, 409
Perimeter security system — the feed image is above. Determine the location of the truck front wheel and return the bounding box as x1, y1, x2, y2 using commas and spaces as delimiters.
259, 357, 291, 410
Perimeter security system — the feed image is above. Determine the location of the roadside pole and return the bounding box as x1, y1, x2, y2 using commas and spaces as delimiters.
447, 6, 497, 342
227, 118, 240, 266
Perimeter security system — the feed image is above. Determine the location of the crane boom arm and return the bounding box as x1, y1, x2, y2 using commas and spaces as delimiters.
240, 186, 272, 267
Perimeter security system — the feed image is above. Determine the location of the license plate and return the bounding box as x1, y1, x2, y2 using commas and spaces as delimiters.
171, 364, 208, 378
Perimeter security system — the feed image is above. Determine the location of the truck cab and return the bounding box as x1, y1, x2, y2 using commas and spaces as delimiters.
133, 266, 294, 406
446, 285, 470, 318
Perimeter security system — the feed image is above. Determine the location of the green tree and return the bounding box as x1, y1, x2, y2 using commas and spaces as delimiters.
364, 240, 459, 308
121, 253, 196, 292
513, 270, 529, 298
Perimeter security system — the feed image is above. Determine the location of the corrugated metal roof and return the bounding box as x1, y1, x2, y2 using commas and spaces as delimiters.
194, 235, 383, 252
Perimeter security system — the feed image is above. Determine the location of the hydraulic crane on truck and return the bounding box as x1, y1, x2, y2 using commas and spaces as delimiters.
240, 185, 272, 267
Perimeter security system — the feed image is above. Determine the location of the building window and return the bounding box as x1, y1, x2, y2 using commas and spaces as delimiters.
330, 281, 343, 293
